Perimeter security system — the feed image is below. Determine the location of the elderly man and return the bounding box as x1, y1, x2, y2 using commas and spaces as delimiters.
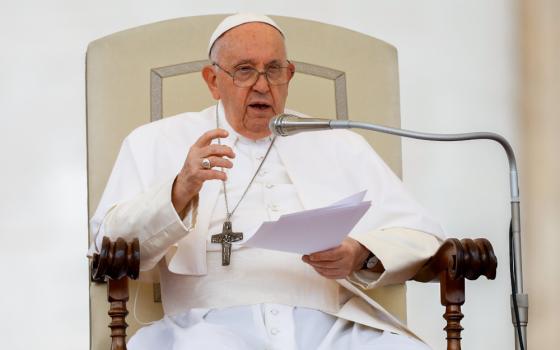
91, 13, 444, 350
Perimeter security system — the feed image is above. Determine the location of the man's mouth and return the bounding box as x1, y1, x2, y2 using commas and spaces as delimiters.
248, 102, 272, 111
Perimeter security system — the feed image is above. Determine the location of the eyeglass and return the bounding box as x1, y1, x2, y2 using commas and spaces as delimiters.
212, 62, 293, 87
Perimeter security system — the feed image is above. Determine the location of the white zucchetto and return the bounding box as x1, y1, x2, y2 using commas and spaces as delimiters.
208, 13, 285, 56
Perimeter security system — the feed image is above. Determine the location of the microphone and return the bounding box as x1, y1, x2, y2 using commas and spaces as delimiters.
269, 114, 332, 136
269, 112, 527, 350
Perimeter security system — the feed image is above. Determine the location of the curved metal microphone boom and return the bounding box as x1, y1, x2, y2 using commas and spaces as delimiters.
269, 113, 528, 350
270, 114, 519, 198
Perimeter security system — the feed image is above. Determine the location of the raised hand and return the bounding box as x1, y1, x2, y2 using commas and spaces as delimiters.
172, 128, 235, 214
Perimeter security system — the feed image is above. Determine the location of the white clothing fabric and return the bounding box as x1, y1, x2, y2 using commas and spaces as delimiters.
89, 102, 445, 346
208, 13, 284, 56
90, 102, 444, 278
129, 304, 429, 350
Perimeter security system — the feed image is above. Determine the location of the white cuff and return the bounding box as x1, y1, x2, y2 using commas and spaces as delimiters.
347, 228, 441, 289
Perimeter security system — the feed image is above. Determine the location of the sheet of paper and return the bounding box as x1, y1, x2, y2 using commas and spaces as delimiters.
330, 189, 367, 207
243, 191, 371, 255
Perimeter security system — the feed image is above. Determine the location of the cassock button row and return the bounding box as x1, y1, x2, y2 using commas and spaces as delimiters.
270, 328, 280, 336
270, 309, 279, 315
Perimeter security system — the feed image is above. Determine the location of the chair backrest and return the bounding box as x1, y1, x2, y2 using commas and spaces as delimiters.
87, 15, 405, 350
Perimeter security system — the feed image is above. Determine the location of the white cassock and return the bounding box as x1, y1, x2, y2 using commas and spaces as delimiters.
90, 101, 445, 349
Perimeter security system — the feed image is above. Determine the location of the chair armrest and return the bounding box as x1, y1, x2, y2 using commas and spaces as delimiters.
413, 238, 497, 283
91, 236, 140, 282
411, 238, 497, 350
91, 237, 140, 350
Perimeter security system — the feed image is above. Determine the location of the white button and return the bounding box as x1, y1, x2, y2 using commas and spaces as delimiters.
256, 155, 265, 160
259, 170, 267, 176
270, 309, 279, 315
269, 204, 279, 212
265, 183, 274, 189
270, 328, 280, 335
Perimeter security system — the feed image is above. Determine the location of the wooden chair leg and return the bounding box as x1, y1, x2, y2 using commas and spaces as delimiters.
441, 272, 465, 350
444, 304, 464, 350
108, 277, 130, 350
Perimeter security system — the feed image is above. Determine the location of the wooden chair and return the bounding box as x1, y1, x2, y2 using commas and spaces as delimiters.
86, 15, 497, 350
92, 236, 496, 350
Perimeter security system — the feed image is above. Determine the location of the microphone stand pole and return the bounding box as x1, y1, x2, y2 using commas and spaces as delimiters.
327, 120, 528, 350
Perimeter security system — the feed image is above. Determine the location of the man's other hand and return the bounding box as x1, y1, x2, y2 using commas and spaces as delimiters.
172, 128, 235, 214
302, 238, 371, 279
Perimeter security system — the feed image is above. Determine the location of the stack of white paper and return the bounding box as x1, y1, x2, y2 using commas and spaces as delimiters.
243, 190, 371, 254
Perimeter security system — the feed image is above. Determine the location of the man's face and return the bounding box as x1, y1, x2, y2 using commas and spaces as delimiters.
203, 23, 294, 139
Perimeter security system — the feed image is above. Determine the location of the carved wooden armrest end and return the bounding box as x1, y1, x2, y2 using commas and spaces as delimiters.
90, 237, 140, 350
91, 236, 140, 282
413, 238, 497, 283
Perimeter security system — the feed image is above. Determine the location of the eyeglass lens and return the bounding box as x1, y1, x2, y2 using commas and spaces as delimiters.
233, 67, 291, 87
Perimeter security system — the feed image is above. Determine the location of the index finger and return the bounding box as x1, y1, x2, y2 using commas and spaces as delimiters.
194, 128, 229, 147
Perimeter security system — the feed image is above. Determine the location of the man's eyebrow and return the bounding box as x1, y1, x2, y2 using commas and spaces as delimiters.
266, 60, 283, 66
233, 59, 255, 67
232, 59, 284, 68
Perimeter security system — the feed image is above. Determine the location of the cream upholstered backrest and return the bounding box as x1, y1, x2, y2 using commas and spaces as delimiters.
87, 15, 404, 349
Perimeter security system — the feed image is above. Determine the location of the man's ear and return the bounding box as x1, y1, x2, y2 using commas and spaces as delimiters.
287, 62, 296, 82
202, 65, 220, 100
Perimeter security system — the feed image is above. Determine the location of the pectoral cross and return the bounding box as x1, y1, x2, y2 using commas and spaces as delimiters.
211, 221, 243, 266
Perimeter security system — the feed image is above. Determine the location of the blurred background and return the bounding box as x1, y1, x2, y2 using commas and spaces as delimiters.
0, 1, 557, 349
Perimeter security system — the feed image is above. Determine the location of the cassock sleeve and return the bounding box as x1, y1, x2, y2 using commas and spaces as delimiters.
88, 137, 197, 273
348, 228, 442, 289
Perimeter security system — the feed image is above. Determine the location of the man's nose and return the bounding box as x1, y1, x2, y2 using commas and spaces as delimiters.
252, 72, 271, 93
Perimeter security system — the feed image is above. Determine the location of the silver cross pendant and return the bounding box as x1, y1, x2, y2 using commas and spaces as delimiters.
211, 221, 243, 266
